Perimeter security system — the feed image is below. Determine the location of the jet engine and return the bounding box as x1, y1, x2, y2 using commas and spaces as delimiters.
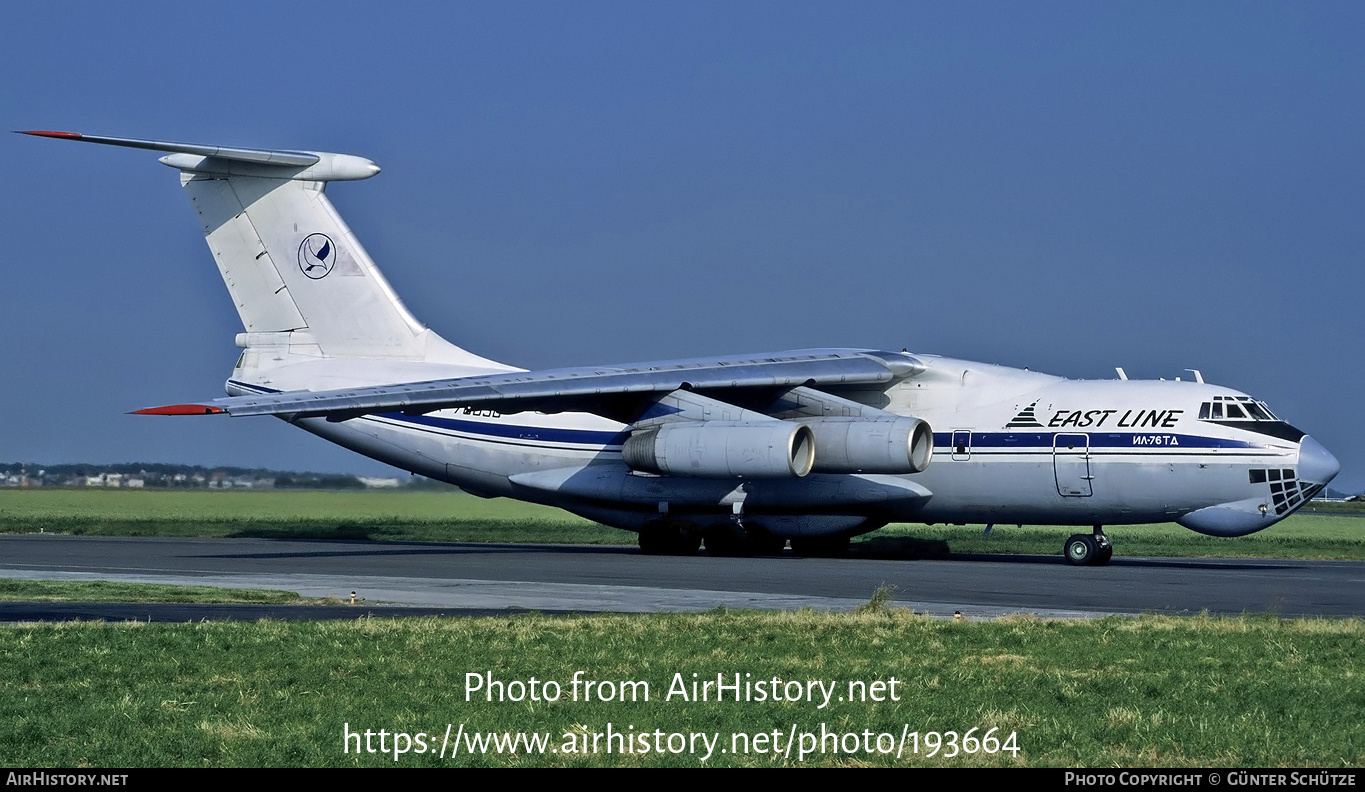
801, 416, 933, 474
622, 421, 816, 478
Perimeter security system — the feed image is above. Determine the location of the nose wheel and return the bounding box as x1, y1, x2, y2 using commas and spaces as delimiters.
1063, 527, 1113, 566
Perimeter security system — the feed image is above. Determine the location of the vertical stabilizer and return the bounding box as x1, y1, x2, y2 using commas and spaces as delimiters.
183, 171, 427, 359
22, 131, 502, 368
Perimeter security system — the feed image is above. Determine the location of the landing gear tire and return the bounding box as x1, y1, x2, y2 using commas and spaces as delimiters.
1063, 532, 1113, 566
638, 526, 701, 555
704, 523, 787, 556
703, 523, 751, 557
790, 535, 851, 557
749, 534, 787, 556
1092, 527, 1113, 566
1064, 534, 1099, 566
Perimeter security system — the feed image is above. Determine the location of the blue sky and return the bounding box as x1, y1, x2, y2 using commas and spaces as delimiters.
3, 2, 1363, 488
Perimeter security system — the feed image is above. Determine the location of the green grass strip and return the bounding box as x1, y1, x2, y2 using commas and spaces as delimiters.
2, 489, 1364, 558
0, 579, 318, 604
0, 611, 1361, 767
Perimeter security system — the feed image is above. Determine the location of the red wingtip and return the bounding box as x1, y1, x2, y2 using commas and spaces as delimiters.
17, 130, 83, 139
130, 404, 226, 416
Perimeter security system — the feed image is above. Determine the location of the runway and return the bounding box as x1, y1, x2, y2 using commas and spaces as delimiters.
1, 534, 1362, 620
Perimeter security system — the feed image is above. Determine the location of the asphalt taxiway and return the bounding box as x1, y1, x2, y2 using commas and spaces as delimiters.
1, 534, 1362, 621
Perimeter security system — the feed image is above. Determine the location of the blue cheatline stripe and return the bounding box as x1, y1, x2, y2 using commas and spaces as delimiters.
226, 380, 1272, 453
228, 379, 280, 394
228, 380, 627, 447
390, 413, 628, 446
933, 431, 1264, 450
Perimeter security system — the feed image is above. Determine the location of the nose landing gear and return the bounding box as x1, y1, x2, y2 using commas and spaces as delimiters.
1063, 526, 1113, 566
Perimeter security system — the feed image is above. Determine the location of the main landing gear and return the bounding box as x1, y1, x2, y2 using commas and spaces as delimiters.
639, 519, 851, 557
1063, 526, 1113, 566
636, 519, 789, 556
788, 535, 851, 557
637, 523, 702, 555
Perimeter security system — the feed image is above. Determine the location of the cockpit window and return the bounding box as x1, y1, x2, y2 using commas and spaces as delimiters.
1198, 395, 1278, 422
1197, 395, 1302, 442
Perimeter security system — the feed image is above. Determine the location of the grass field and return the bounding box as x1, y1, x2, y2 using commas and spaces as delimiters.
1, 610, 1360, 767
0, 579, 321, 604
1, 488, 1362, 559
2, 491, 1361, 768
0, 488, 621, 543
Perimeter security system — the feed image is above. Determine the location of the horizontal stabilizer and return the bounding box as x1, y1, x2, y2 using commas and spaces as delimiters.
19, 130, 320, 166
18, 130, 379, 181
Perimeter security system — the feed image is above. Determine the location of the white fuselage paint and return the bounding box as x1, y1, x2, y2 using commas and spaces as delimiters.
228, 353, 1312, 539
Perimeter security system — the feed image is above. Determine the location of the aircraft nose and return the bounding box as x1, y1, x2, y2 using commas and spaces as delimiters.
1298, 435, 1340, 486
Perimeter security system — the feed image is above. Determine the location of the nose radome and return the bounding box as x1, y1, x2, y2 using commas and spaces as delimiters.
1298, 435, 1340, 486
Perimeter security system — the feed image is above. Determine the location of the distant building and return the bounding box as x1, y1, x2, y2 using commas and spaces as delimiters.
1, 462, 446, 491
359, 477, 403, 489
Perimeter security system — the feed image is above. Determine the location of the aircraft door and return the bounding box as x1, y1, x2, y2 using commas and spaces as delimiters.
951, 431, 971, 461
1053, 433, 1093, 497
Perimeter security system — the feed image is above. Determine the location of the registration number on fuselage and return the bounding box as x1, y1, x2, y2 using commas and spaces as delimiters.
1130, 434, 1180, 446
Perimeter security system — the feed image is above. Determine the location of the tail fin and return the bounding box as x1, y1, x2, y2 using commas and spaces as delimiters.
22, 131, 499, 367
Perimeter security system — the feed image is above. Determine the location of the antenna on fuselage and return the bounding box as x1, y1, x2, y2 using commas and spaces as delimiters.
1115, 367, 1128, 380
1185, 369, 1205, 384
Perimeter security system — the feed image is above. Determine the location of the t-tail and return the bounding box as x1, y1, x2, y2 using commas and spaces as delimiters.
20, 131, 503, 369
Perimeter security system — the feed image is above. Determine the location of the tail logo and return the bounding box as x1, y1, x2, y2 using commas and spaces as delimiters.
298, 233, 337, 279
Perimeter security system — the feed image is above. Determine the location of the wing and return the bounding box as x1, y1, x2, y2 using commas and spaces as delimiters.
137, 348, 936, 476
134, 348, 924, 423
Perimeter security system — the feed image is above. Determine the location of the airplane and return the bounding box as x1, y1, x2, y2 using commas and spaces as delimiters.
23, 130, 1341, 565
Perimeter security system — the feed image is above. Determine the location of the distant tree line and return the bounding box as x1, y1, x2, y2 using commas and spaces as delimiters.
0, 462, 455, 491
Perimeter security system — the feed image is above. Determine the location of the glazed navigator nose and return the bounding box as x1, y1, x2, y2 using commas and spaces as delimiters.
1298, 435, 1340, 486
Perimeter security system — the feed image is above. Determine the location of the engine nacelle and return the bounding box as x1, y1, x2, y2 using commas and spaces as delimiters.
622, 421, 815, 478
802, 416, 933, 474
